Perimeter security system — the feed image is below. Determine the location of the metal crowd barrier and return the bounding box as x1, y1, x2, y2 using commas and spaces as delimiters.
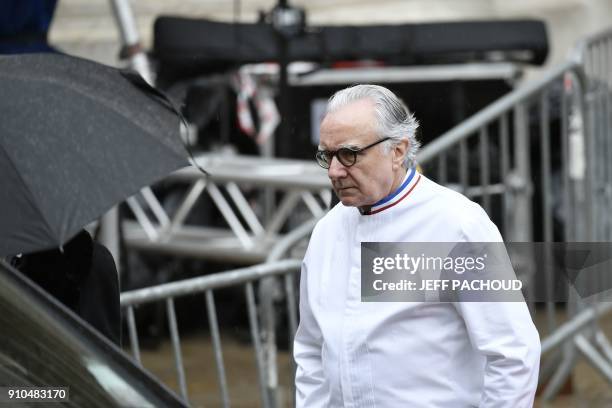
418, 27, 612, 400
120, 258, 302, 407
120, 212, 317, 407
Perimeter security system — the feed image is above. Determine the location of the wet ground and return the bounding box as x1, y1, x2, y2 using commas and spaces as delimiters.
133, 310, 612, 407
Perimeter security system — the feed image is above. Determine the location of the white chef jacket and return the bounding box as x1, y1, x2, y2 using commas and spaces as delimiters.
294, 169, 541, 408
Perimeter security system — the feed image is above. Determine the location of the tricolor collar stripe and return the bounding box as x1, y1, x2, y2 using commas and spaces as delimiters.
363, 169, 421, 215
371, 167, 416, 207
368, 175, 421, 215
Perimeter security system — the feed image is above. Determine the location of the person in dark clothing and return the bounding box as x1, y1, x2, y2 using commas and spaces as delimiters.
11, 230, 121, 346
0, 0, 58, 54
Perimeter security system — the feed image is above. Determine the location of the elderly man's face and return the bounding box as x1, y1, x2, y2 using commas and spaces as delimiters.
319, 98, 408, 208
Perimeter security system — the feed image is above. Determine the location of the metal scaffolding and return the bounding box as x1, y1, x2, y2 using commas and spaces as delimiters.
122, 154, 330, 263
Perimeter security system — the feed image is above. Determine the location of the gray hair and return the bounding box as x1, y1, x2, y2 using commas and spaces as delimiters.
326, 84, 420, 168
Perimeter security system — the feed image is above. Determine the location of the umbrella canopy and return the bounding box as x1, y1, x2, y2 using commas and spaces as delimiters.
0, 53, 189, 256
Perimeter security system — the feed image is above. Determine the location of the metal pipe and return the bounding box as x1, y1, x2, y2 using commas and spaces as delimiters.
560, 78, 571, 241
126, 196, 159, 241
301, 191, 325, 217
606, 40, 612, 244
226, 182, 265, 235
539, 91, 553, 243
167, 298, 188, 401
259, 277, 279, 407
267, 218, 318, 263
207, 182, 254, 249
437, 152, 447, 185
511, 102, 536, 315
108, 0, 153, 83
260, 216, 319, 408
121, 259, 301, 306
591, 88, 603, 242
284, 273, 298, 408
284, 274, 298, 342
418, 61, 578, 164
539, 90, 556, 331
569, 71, 590, 242
246, 282, 272, 408
575, 334, 612, 383
459, 139, 468, 193
126, 306, 141, 365
140, 187, 170, 228
542, 342, 577, 401
264, 190, 301, 236
594, 329, 612, 362
462, 184, 506, 198
541, 300, 612, 354
478, 126, 490, 214
205, 290, 230, 408
319, 189, 332, 209
166, 179, 207, 235
512, 102, 532, 242
605, 44, 612, 242
499, 114, 510, 238
168, 157, 330, 190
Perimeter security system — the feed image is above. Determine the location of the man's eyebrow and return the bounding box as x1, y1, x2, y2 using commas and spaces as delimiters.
318, 142, 360, 150
340, 143, 360, 150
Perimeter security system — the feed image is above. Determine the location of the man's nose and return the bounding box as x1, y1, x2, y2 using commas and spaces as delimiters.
328, 156, 347, 179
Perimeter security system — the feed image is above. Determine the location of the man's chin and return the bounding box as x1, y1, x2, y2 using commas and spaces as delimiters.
337, 193, 362, 207
339, 198, 355, 207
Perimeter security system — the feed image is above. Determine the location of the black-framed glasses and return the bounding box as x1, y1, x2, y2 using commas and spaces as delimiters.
315, 137, 391, 169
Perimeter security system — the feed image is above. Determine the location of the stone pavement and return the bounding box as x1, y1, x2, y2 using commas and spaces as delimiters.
136, 310, 612, 407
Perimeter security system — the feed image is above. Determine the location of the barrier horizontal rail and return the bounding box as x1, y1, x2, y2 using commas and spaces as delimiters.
120, 259, 302, 307
417, 59, 579, 164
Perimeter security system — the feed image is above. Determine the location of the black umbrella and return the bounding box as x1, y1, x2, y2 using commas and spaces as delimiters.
0, 53, 189, 257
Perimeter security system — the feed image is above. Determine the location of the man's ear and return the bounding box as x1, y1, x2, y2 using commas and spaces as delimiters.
392, 139, 409, 170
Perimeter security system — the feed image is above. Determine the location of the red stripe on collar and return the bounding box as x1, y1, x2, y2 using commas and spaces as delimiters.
365, 174, 421, 215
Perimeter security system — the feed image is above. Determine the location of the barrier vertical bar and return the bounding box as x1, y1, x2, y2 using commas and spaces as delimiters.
259, 277, 279, 408
437, 152, 447, 185
167, 298, 189, 401
512, 102, 535, 315
459, 138, 469, 193
478, 127, 491, 214
539, 90, 556, 331
512, 102, 532, 242
499, 114, 510, 238
246, 282, 272, 408
126, 306, 142, 365
205, 290, 230, 408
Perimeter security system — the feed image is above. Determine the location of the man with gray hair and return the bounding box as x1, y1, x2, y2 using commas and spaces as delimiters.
294, 84, 540, 407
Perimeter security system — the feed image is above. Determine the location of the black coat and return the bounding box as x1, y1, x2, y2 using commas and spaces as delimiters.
13, 230, 121, 345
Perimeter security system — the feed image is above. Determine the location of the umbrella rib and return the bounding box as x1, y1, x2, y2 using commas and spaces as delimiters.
0, 144, 59, 247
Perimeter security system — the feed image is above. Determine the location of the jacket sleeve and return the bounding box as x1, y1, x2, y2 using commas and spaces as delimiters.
454, 301, 541, 407
454, 206, 541, 407
294, 261, 328, 407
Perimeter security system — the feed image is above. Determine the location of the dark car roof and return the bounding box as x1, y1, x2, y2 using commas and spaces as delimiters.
0, 259, 187, 407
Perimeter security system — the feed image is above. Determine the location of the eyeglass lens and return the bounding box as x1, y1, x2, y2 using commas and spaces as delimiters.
316, 148, 357, 169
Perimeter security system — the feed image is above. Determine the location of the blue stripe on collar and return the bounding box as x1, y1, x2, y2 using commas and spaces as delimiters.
361, 167, 421, 215
372, 167, 416, 207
